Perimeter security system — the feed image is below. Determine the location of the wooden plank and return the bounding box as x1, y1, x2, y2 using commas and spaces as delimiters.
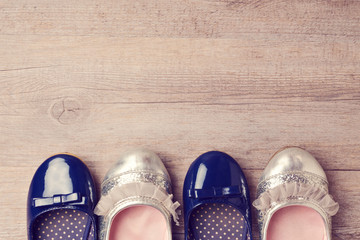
1, 36, 360, 74
0, 0, 359, 39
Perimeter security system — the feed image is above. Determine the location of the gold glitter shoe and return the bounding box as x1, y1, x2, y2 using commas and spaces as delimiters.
95, 149, 180, 240
253, 147, 339, 240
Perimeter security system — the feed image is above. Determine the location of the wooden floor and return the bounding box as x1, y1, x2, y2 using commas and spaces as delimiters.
1, 1, 359, 239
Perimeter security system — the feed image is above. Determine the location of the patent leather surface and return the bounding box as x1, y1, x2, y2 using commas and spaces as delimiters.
183, 151, 252, 240
27, 154, 97, 239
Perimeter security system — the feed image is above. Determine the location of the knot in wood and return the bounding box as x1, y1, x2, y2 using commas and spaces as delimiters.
51, 98, 83, 125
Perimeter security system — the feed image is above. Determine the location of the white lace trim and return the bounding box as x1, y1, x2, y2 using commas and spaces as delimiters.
253, 182, 339, 216
95, 182, 180, 225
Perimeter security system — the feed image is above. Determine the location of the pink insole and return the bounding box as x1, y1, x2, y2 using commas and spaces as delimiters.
267, 205, 327, 240
109, 205, 168, 240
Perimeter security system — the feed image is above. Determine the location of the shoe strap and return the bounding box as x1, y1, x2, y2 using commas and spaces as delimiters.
188, 185, 243, 199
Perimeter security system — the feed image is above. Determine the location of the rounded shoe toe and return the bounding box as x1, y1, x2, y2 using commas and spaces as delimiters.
260, 147, 327, 182
103, 148, 171, 184
185, 151, 247, 195
183, 151, 252, 240
27, 154, 97, 240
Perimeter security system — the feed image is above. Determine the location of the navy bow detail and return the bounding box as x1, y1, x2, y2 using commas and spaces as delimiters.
188, 185, 243, 199
33, 193, 85, 207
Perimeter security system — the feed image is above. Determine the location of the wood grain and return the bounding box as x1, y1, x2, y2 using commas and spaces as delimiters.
0, 0, 359, 239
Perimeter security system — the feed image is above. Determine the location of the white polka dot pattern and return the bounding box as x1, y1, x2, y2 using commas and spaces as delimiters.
32, 209, 95, 240
188, 203, 251, 240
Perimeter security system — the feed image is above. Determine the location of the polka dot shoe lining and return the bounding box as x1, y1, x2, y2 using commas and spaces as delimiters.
32, 209, 95, 240
188, 203, 251, 240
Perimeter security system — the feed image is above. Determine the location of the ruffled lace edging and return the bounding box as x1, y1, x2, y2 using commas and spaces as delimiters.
253, 182, 339, 216
95, 182, 180, 225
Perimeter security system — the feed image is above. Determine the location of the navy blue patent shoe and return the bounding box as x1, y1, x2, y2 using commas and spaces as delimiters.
27, 154, 97, 240
183, 151, 252, 240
